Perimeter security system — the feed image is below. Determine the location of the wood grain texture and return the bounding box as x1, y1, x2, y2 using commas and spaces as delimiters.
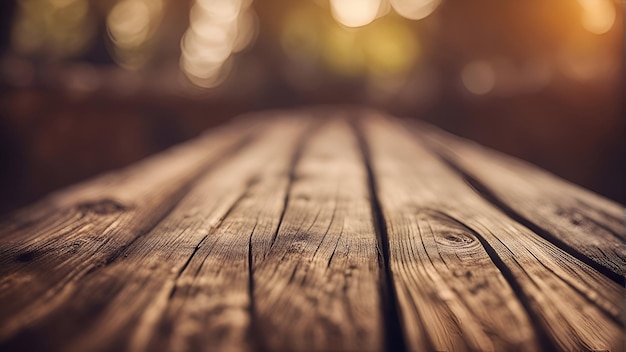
0, 117, 263, 343
408, 120, 625, 283
252, 119, 383, 351
0, 116, 311, 352
357, 111, 624, 352
0, 107, 624, 352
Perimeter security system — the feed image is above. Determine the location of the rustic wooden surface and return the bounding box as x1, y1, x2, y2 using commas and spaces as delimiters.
0, 108, 624, 352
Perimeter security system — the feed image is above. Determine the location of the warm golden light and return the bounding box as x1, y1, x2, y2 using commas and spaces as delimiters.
106, 0, 164, 70
281, 6, 418, 79
196, 0, 242, 22
281, 8, 322, 61
107, 1, 152, 49
233, 9, 259, 52
182, 57, 233, 88
182, 27, 232, 64
578, 0, 615, 35
11, 0, 94, 58
180, 0, 257, 88
49, 0, 81, 8
462, 61, 496, 95
323, 25, 365, 76
390, 0, 441, 20
362, 20, 417, 76
330, 0, 382, 27
181, 53, 223, 79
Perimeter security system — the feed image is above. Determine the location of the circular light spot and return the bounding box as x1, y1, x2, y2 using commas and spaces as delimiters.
578, 0, 615, 34
461, 61, 496, 95
107, 0, 151, 49
390, 0, 441, 20
330, 0, 381, 27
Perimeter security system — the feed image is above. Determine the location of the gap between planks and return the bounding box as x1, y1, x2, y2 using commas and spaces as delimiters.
0, 107, 624, 352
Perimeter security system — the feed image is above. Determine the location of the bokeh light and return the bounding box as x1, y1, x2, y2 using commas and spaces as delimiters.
0, 0, 624, 208
106, 0, 164, 70
461, 61, 496, 95
108, 1, 152, 49
180, 0, 258, 88
578, 0, 615, 34
233, 9, 259, 52
330, 0, 382, 28
361, 19, 417, 76
282, 6, 418, 80
390, 0, 441, 20
11, 0, 95, 58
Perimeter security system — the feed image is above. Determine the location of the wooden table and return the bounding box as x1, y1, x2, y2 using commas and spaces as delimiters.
0, 108, 623, 352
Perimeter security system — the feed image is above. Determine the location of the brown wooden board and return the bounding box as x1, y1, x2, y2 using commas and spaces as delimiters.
0, 108, 624, 352
0, 117, 263, 343
252, 119, 383, 351
408, 120, 625, 283
358, 111, 623, 352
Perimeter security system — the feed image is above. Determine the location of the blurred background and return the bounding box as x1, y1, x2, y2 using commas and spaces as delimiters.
0, 0, 623, 215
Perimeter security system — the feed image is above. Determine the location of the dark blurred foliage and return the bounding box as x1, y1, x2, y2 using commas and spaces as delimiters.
0, 0, 623, 215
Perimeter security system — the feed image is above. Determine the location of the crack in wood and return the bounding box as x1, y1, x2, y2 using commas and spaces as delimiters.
351, 117, 411, 352
82, 132, 259, 280
267, 121, 324, 253
428, 147, 624, 286
1, 110, 623, 352
424, 209, 559, 351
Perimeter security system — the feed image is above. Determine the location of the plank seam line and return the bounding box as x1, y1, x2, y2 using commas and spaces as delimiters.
268, 119, 324, 253
409, 126, 625, 286
0, 128, 259, 345
168, 232, 206, 300
572, 199, 625, 241
249, 120, 321, 351
247, 220, 264, 352
350, 118, 411, 352
523, 241, 622, 326
0, 120, 260, 240
83, 129, 259, 279
325, 221, 344, 270
168, 178, 258, 301
310, 199, 338, 267
165, 180, 261, 347
427, 210, 560, 351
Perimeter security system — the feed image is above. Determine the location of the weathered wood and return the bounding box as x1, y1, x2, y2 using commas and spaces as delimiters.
252, 119, 384, 351
140, 118, 315, 352
0, 107, 624, 352
0, 117, 263, 343
358, 111, 624, 352
408, 120, 625, 283
0, 117, 311, 351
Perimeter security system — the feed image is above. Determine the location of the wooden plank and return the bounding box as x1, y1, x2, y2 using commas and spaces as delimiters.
251, 119, 384, 351
61, 117, 307, 351
0, 115, 387, 352
0, 114, 261, 244
1, 107, 623, 352
0, 117, 267, 344
358, 111, 624, 352
356, 115, 540, 351
0, 115, 279, 346
408, 120, 625, 283
138, 117, 316, 352
0, 116, 312, 351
